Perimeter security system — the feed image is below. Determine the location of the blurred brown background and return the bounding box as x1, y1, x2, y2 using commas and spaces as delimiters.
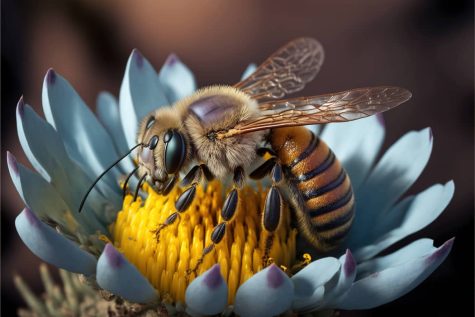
2, 0, 473, 316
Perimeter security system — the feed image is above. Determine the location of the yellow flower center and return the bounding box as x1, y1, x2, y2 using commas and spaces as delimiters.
111, 181, 297, 304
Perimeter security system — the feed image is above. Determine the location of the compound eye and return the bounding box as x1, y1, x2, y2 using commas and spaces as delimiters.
146, 116, 155, 130
164, 129, 186, 174
148, 135, 159, 150
163, 130, 173, 143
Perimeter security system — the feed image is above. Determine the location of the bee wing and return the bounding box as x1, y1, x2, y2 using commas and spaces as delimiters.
234, 38, 324, 101
216, 86, 411, 139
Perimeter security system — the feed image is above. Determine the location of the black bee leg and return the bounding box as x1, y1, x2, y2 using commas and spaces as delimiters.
249, 158, 276, 180
133, 173, 148, 202
256, 147, 277, 157
152, 183, 198, 242
122, 166, 139, 199
261, 161, 284, 267
160, 175, 177, 196
152, 164, 214, 242
186, 167, 242, 278
261, 185, 284, 267
233, 166, 245, 188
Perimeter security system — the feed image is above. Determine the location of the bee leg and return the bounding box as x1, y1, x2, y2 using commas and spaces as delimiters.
261, 162, 284, 267
180, 165, 201, 187
152, 164, 213, 242
256, 147, 277, 157
249, 158, 276, 180
122, 166, 139, 199
186, 167, 242, 278
133, 173, 148, 202
152, 182, 198, 242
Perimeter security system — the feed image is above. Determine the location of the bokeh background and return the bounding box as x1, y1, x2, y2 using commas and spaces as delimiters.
2, 0, 473, 316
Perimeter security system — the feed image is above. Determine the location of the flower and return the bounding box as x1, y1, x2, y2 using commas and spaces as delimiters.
9, 48, 454, 316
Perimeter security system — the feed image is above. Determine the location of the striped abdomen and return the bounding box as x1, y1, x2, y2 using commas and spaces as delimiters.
270, 126, 355, 251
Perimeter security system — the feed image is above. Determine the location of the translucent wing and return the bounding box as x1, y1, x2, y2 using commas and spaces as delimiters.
234, 38, 324, 101
216, 86, 411, 139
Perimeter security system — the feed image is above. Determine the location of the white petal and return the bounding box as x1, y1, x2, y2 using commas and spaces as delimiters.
348, 128, 433, 248
158, 53, 196, 104
185, 264, 228, 316
321, 114, 385, 190
352, 181, 454, 261
335, 238, 454, 309
119, 49, 168, 148
234, 264, 294, 317
291, 257, 340, 312
41, 69, 123, 194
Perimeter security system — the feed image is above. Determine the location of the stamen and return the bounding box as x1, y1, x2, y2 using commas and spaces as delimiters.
111, 181, 298, 304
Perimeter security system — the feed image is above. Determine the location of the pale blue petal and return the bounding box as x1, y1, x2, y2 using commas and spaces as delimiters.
41, 69, 123, 195
319, 250, 357, 310
240, 63, 257, 80
355, 238, 436, 278
158, 53, 197, 104
335, 238, 454, 309
234, 264, 294, 317
348, 128, 433, 248
15, 208, 97, 275
291, 257, 340, 312
7, 152, 107, 234
96, 92, 131, 157
15, 96, 51, 181
321, 114, 385, 190
353, 181, 454, 260
16, 101, 119, 225
119, 49, 168, 148
96, 244, 158, 303
306, 124, 322, 136
185, 264, 228, 316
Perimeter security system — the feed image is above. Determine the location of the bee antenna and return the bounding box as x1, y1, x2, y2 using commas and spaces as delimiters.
78, 142, 145, 213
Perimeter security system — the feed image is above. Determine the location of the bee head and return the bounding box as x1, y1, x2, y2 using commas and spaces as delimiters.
137, 113, 188, 192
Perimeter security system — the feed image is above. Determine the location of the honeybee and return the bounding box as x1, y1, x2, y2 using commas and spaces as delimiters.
80, 38, 411, 267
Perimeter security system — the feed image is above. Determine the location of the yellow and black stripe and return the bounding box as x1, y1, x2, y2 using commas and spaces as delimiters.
270, 126, 355, 251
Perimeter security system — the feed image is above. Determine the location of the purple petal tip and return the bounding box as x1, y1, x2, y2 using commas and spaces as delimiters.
266, 264, 285, 289
23, 207, 40, 227
132, 49, 143, 68
17, 96, 25, 117
426, 238, 454, 264
376, 113, 385, 127
344, 249, 356, 276
202, 264, 223, 289
6, 151, 19, 176
165, 53, 179, 66
104, 243, 124, 268
46, 68, 56, 85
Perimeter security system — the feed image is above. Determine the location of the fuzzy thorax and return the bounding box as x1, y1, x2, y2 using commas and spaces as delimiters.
180, 86, 266, 178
